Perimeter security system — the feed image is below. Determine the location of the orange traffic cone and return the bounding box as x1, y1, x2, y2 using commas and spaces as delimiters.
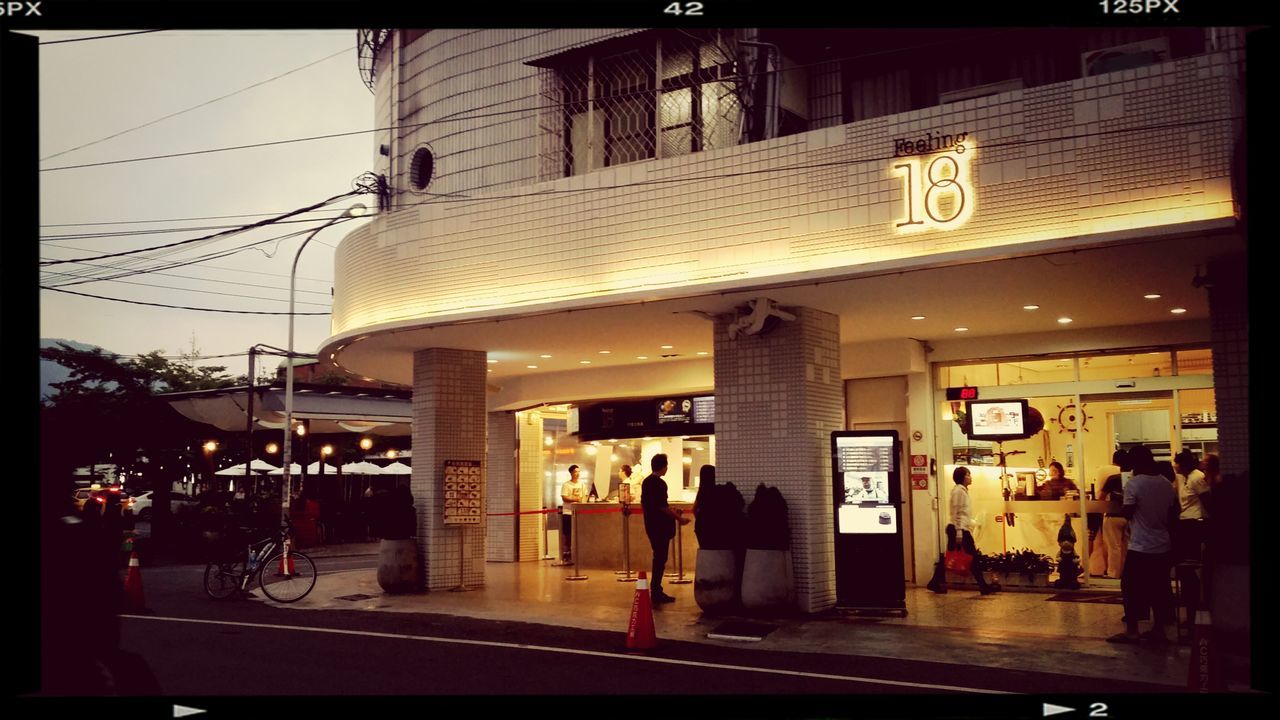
626, 571, 657, 651
1186, 610, 1225, 692
277, 543, 296, 576
122, 551, 146, 612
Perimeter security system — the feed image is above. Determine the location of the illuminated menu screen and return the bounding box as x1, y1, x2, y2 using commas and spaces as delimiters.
835, 435, 896, 535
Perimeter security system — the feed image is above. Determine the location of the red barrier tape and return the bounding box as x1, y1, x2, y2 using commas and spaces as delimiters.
485, 508, 559, 517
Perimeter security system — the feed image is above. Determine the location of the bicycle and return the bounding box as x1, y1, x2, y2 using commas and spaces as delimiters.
203, 519, 317, 603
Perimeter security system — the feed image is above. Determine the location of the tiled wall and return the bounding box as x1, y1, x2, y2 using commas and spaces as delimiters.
517, 410, 546, 561
1207, 256, 1248, 483
713, 306, 844, 613
486, 411, 516, 562
412, 348, 488, 590
334, 50, 1240, 336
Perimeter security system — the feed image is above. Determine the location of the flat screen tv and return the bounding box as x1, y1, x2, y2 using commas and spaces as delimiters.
966, 399, 1029, 440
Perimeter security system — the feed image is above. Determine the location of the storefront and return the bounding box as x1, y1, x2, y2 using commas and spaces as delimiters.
929, 346, 1217, 589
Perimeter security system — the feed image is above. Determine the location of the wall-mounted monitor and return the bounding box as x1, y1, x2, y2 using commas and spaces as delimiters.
966, 399, 1029, 440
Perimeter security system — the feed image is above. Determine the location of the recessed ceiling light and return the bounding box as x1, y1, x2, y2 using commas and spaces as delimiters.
696, 351, 709, 356
1057, 317, 1073, 324
1144, 294, 1162, 300
911, 315, 926, 320
1170, 308, 1187, 314
487, 359, 498, 364
661, 345, 674, 349
526, 365, 538, 369
637, 356, 649, 360
954, 327, 969, 332
1023, 305, 1040, 311
598, 350, 611, 355
540, 354, 552, 359
487, 369, 492, 373
579, 360, 591, 365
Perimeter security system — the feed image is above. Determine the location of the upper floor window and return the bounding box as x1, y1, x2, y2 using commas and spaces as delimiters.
536, 30, 743, 178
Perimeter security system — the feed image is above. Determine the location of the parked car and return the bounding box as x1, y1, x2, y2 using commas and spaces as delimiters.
73, 488, 93, 511
125, 491, 153, 521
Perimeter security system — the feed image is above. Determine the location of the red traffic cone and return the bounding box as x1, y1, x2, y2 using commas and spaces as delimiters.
122, 551, 146, 612
626, 571, 657, 651
1186, 610, 1225, 692
277, 546, 296, 576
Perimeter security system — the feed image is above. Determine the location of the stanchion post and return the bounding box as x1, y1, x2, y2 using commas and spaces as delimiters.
550, 506, 572, 567
450, 526, 477, 592
670, 508, 691, 584
540, 508, 553, 560
565, 504, 587, 581
617, 503, 637, 582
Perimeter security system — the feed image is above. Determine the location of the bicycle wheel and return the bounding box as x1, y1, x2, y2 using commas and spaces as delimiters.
257, 550, 317, 603
203, 559, 245, 600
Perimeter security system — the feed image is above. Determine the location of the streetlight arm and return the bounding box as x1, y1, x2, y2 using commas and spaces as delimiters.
282, 204, 367, 523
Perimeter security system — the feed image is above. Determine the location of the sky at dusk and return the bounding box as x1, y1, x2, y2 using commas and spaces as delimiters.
33, 30, 374, 373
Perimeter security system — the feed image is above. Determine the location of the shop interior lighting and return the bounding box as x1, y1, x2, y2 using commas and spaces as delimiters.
540, 354, 552, 358
954, 327, 969, 332
1170, 308, 1188, 314
586, 446, 598, 456
696, 351, 709, 356
683, 456, 693, 464
527, 365, 538, 369
1144, 294, 1162, 299
1023, 305, 1040, 310
637, 355, 649, 360
1057, 317, 1073, 324
661, 345, 674, 349
487, 359, 498, 363
598, 350, 611, 355
911, 315, 926, 320
579, 360, 591, 364
611, 454, 619, 462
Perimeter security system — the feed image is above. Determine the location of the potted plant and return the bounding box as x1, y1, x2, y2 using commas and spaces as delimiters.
741, 484, 792, 611
693, 479, 746, 613
371, 486, 421, 593
985, 548, 1055, 588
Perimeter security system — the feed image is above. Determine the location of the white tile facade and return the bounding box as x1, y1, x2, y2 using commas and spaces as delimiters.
486, 411, 516, 562
412, 348, 488, 590
713, 307, 844, 613
335, 40, 1241, 337
517, 410, 546, 561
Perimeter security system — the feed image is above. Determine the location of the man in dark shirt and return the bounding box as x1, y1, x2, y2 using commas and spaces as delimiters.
641, 454, 689, 603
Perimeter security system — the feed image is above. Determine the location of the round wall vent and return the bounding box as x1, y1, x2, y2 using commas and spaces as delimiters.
409, 146, 434, 190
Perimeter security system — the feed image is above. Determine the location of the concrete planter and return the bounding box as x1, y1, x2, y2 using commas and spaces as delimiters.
377, 538, 421, 594
694, 549, 739, 613
996, 571, 1051, 588
741, 549, 791, 610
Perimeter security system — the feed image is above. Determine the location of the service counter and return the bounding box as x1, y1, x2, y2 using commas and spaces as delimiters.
974, 497, 1123, 562
565, 501, 698, 574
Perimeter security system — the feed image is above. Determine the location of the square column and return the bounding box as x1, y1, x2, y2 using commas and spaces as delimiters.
412, 348, 488, 590
487, 411, 517, 562
713, 306, 844, 613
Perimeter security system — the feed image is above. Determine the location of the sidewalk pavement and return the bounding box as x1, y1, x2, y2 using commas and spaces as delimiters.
265, 554, 1203, 691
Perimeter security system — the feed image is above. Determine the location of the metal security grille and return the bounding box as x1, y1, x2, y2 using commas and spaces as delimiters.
538, 30, 744, 179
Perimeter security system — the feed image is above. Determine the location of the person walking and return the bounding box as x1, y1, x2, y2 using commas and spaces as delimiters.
1106, 445, 1180, 645
641, 454, 689, 604
927, 466, 999, 595
1099, 449, 1131, 579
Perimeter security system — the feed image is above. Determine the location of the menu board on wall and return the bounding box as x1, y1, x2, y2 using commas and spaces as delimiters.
657, 398, 693, 424
442, 460, 482, 525
692, 396, 715, 424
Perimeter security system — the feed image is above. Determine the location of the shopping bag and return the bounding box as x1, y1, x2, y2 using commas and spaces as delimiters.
944, 549, 974, 573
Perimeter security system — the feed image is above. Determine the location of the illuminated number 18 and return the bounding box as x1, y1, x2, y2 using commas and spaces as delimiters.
894, 154, 968, 228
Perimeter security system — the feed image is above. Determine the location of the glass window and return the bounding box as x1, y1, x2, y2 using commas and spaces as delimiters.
1176, 388, 1218, 461
995, 358, 1076, 385
1078, 352, 1173, 381
1175, 348, 1213, 377
937, 363, 998, 388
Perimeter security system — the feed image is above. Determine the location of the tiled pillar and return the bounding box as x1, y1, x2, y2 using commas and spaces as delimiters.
517, 410, 546, 561
412, 348, 487, 590
486, 411, 517, 562
713, 306, 844, 613
1206, 254, 1250, 685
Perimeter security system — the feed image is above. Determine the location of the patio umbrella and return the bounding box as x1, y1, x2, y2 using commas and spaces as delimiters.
304, 461, 339, 474
343, 461, 384, 475
214, 465, 260, 476
383, 461, 412, 475
266, 463, 304, 476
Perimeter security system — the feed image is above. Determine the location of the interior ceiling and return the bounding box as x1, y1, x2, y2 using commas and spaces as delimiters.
326, 232, 1240, 387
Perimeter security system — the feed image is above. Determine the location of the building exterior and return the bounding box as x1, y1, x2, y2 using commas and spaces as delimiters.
325, 28, 1249, 676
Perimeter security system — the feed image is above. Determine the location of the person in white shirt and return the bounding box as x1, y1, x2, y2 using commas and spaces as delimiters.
1173, 450, 1210, 624
1107, 445, 1179, 645
559, 465, 583, 561
926, 466, 999, 595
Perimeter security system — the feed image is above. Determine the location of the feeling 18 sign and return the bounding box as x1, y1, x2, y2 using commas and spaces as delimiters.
890, 133, 976, 232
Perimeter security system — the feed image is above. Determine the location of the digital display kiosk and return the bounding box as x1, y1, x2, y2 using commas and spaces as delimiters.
832, 430, 906, 612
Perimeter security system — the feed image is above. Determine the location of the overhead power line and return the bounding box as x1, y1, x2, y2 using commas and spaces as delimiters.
39, 241, 332, 284
39, 256, 333, 297
41, 46, 351, 161
40, 191, 362, 266
40, 269, 333, 308
41, 286, 332, 315
38, 30, 167, 45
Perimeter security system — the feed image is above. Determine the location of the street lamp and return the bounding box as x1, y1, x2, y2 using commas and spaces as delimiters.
282, 202, 367, 524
